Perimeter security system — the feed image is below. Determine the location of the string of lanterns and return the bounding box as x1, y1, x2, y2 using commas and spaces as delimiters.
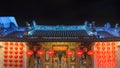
26, 49, 94, 56
3, 42, 24, 67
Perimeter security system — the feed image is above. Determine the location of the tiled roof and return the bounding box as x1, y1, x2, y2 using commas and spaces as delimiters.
97, 31, 114, 38
5, 31, 24, 38
32, 30, 89, 37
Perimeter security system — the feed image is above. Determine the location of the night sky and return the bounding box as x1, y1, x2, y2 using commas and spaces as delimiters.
0, 0, 120, 26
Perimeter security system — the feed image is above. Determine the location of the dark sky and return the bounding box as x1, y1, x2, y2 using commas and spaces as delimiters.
0, 0, 120, 26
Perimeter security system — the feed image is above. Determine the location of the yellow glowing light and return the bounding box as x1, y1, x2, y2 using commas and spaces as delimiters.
53, 46, 67, 50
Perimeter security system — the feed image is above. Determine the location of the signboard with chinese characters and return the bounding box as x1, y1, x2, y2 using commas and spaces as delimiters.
53, 46, 67, 51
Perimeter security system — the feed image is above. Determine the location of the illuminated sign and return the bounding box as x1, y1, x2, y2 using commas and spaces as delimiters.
53, 46, 67, 51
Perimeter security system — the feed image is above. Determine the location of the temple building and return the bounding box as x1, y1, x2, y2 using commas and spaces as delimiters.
0, 16, 120, 68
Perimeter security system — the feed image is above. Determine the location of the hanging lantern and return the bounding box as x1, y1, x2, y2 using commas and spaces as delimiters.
102, 42, 105, 46
9, 64, 13, 67
87, 50, 94, 55
4, 59, 8, 62
9, 60, 13, 62
10, 42, 13, 45
4, 42, 8, 45
19, 56, 23, 59
14, 55, 18, 59
9, 55, 13, 58
20, 42, 24, 46
4, 55, 8, 58
111, 42, 115, 45
107, 47, 110, 50
9, 51, 13, 54
37, 50, 44, 55
20, 47, 23, 50
47, 50, 54, 56
76, 50, 83, 56
112, 51, 116, 54
26, 50, 33, 56
19, 60, 23, 63
15, 47, 18, 50
4, 47, 8, 50
97, 47, 100, 50
14, 64, 18, 67
15, 42, 18, 46
102, 47, 105, 50
66, 50, 74, 56
15, 51, 18, 54
19, 64, 23, 67
9, 47, 13, 50
4, 51, 8, 54
106, 42, 110, 46
112, 47, 115, 50
19, 51, 23, 54
14, 60, 18, 62
4, 64, 8, 67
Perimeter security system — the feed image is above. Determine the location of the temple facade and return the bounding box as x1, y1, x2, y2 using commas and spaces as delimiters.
0, 17, 120, 68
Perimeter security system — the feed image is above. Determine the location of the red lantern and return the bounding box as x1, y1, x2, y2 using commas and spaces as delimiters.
14, 60, 18, 62
4, 63, 8, 67
106, 42, 110, 46
26, 50, 33, 56
47, 50, 54, 56
102, 47, 105, 50
37, 50, 44, 55
19, 60, 23, 63
14, 55, 18, 59
9, 55, 13, 58
4, 47, 8, 50
9, 51, 13, 54
19, 51, 23, 54
112, 47, 115, 50
4, 42, 8, 45
20, 42, 24, 46
5, 44, 8, 47
102, 42, 105, 46
15, 42, 18, 46
19, 56, 23, 59
9, 60, 13, 62
10, 42, 13, 45
14, 64, 18, 67
97, 47, 100, 50
4, 59, 8, 62
66, 50, 74, 56
15, 51, 18, 54
112, 51, 116, 54
4, 55, 8, 58
9, 47, 13, 50
15, 47, 18, 50
19, 64, 23, 67
4, 51, 8, 54
107, 47, 110, 50
9, 64, 13, 67
87, 50, 94, 55
111, 42, 115, 45
76, 50, 83, 56
20, 47, 23, 50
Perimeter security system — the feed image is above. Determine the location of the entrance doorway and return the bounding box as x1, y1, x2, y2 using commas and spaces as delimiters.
52, 45, 67, 68
53, 51, 67, 68
42, 42, 79, 68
